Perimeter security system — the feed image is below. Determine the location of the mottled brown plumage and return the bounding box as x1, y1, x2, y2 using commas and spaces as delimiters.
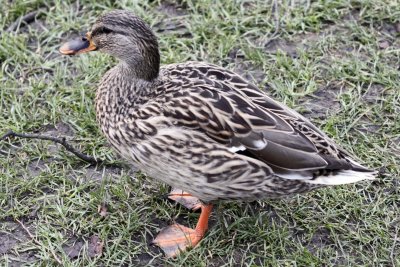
60, 10, 376, 257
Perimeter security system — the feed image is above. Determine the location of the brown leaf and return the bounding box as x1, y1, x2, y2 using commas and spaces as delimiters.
378, 40, 390, 49
88, 235, 104, 257
63, 238, 84, 259
97, 202, 107, 217
63, 236, 104, 259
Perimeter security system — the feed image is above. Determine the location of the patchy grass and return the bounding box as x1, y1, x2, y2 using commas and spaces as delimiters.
1, 0, 399, 266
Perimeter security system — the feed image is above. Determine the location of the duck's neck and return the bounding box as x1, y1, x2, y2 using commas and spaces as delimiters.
96, 63, 160, 116
119, 42, 160, 82
95, 64, 161, 136
117, 62, 160, 96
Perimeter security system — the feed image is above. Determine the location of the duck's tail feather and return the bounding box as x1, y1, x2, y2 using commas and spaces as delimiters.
305, 169, 377, 185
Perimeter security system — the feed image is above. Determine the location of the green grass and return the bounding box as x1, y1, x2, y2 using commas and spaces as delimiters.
1, 0, 399, 266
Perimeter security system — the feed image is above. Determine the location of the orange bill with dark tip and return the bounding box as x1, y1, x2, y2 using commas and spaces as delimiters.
59, 32, 97, 55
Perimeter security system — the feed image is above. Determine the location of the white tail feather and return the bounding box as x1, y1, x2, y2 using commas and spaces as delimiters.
306, 170, 377, 185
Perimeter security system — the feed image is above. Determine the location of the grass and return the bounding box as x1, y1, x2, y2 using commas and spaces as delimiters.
1, 0, 399, 266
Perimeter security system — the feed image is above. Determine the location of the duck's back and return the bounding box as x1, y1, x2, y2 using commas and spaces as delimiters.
160, 61, 375, 172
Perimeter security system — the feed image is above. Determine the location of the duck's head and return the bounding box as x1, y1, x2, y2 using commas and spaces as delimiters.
60, 10, 160, 81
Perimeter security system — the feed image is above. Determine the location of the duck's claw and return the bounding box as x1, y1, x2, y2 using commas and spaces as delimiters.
152, 224, 201, 258
168, 188, 202, 211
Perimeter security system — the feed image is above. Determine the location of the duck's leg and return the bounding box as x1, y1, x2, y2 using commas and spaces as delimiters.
152, 204, 213, 257
168, 188, 202, 211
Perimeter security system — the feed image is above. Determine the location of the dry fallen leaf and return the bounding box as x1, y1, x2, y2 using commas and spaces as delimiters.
88, 235, 104, 257
97, 203, 108, 217
378, 40, 390, 49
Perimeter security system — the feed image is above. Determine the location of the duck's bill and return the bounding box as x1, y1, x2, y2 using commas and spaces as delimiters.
59, 36, 97, 55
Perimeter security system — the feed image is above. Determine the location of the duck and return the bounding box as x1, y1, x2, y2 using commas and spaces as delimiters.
59, 10, 377, 257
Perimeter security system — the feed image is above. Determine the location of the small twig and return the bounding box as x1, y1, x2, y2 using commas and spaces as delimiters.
6, 9, 45, 32
16, 219, 35, 240
16, 219, 63, 265
1, 130, 102, 164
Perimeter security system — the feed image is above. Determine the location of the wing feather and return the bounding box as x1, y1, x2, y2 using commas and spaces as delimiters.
161, 62, 360, 174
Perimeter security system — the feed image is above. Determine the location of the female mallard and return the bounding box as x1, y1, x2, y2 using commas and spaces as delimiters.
60, 10, 376, 257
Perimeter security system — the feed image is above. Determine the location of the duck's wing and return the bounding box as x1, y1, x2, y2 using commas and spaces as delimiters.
161, 62, 374, 182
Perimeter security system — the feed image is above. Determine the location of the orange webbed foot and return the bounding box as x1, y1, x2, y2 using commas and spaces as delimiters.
153, 204, 213, 257
152, 224, 201, 257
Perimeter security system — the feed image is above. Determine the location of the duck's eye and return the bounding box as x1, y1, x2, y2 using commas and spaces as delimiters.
101, 27, 113, 34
